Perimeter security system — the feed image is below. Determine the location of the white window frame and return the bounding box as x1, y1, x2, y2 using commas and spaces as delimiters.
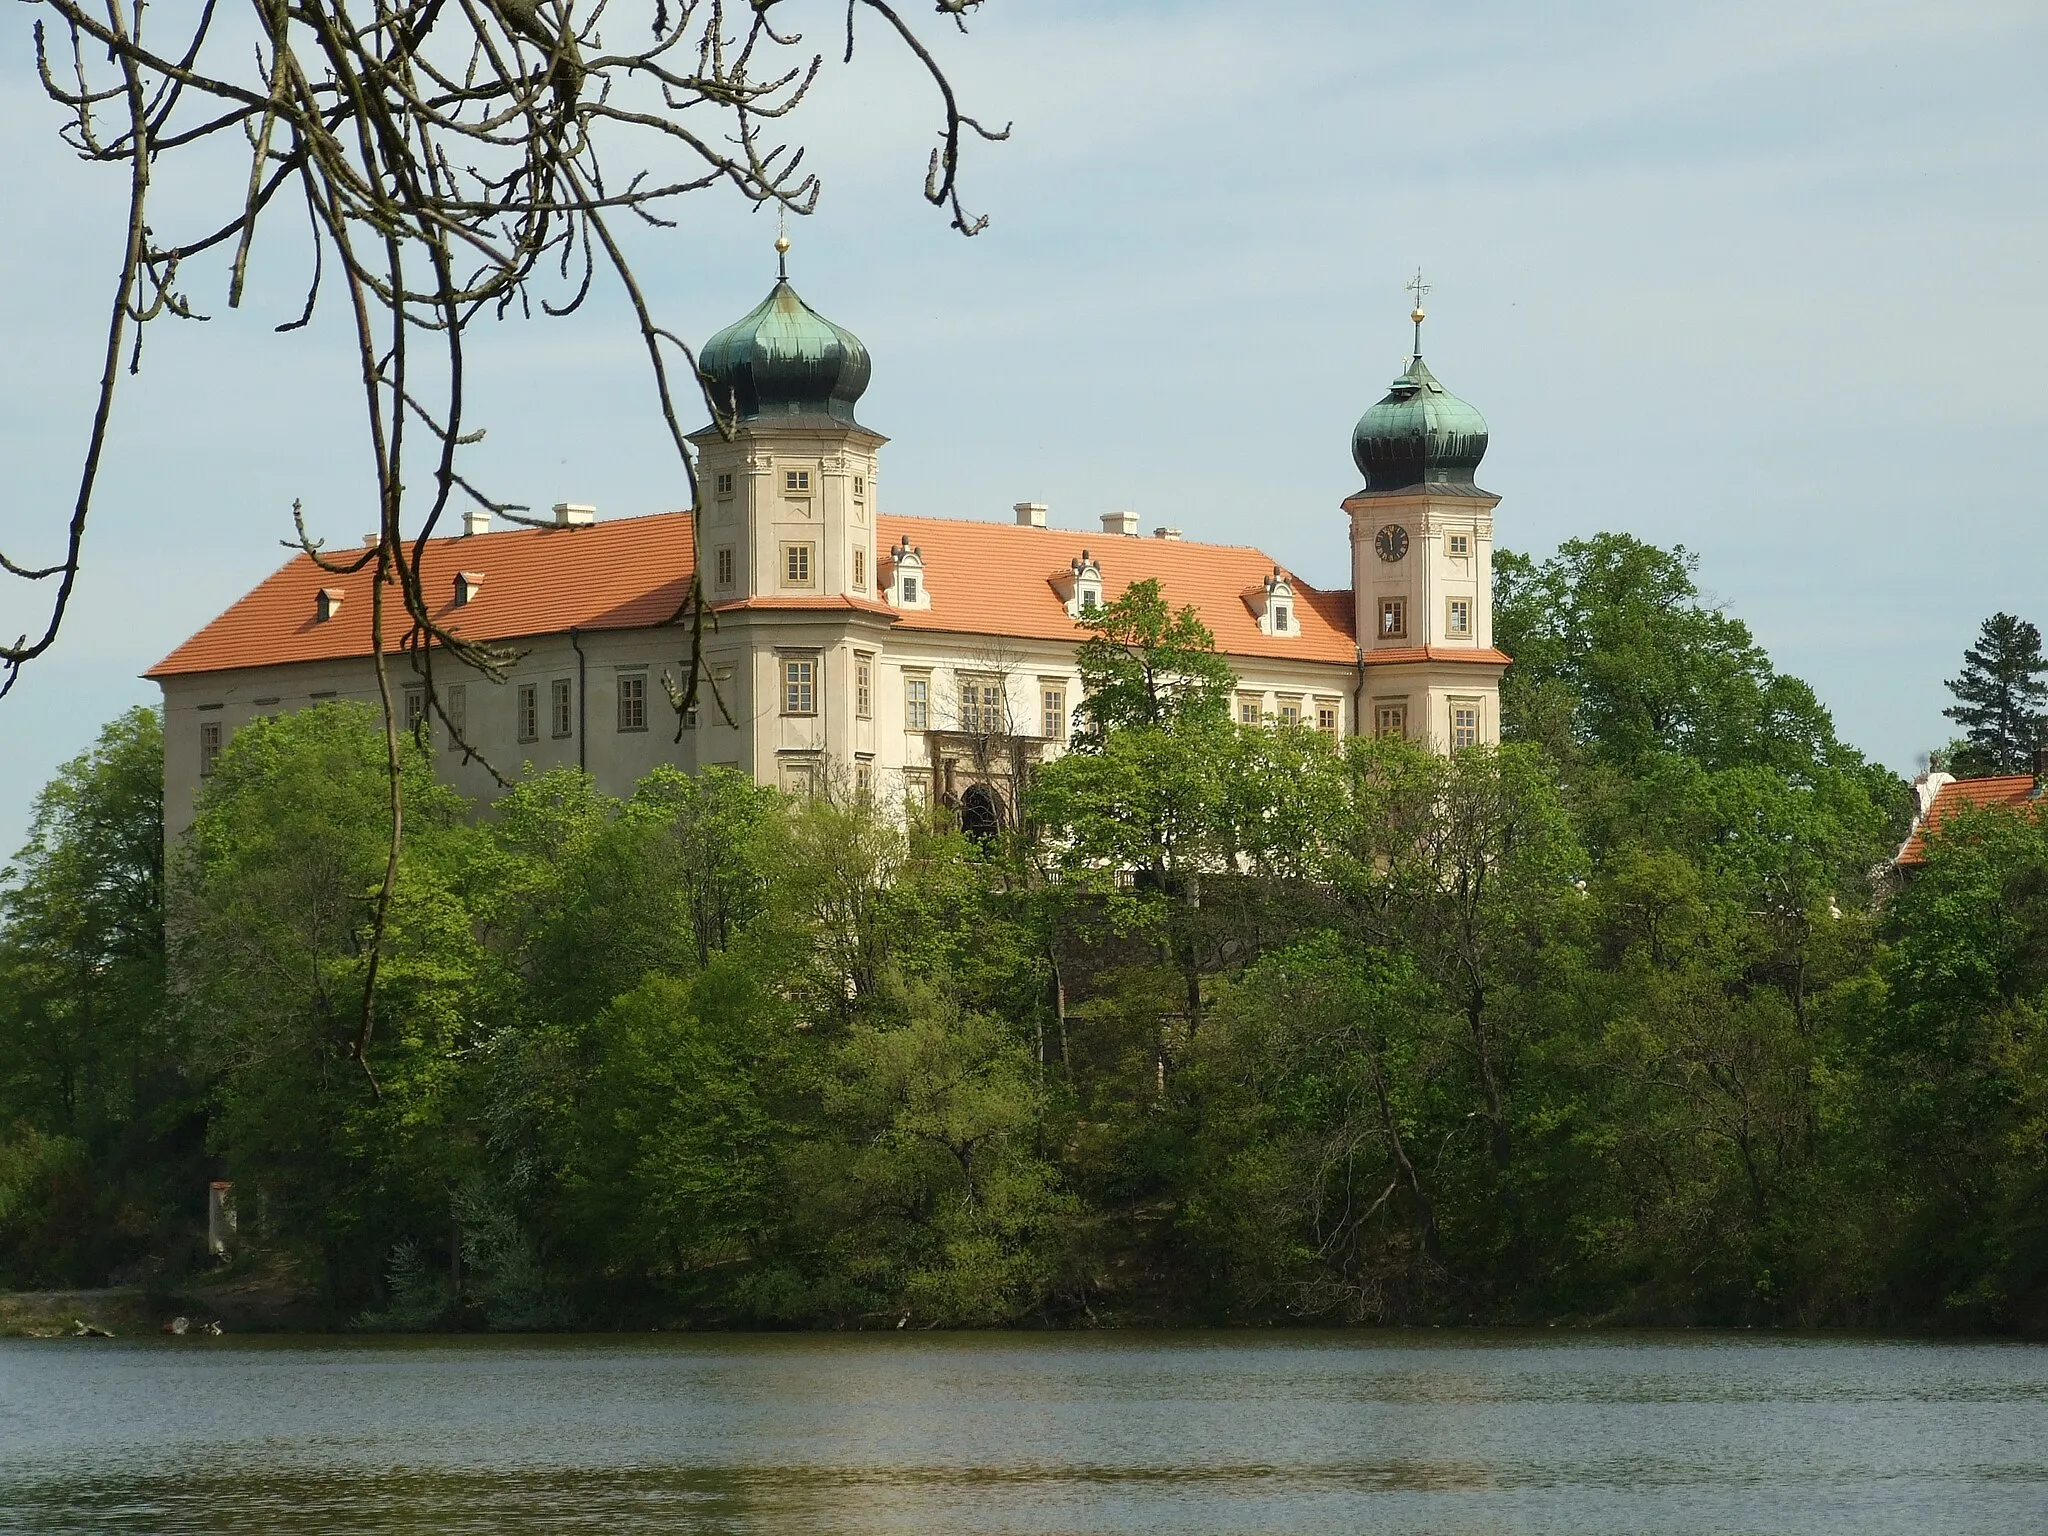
904, 673, 930, 730
783, 543, 814, 588
782, 657, 817, 716
618, 672, 648, 732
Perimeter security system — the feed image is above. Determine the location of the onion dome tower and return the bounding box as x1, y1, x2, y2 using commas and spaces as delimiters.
1341, 272, 1506, 753
1350, 294, 1488, 491
698, 236, 872, 426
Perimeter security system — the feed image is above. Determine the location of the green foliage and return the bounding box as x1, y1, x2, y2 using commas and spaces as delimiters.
0, 706, 192, 1285
7, 534, 2044, 1332
1943, 612, 2048, 775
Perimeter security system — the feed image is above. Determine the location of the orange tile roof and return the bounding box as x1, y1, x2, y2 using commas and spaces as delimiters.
148, 512, 699, 679
148, 508, 1513, 680
1897, 774, 2041, 864
878, 515, 1364, 664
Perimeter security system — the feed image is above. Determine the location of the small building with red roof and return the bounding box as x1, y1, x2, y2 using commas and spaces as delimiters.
1894, 760, 2047, 868
148, 263, 1511, 840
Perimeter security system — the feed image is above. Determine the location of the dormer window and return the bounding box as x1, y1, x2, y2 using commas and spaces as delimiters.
1250, 569, 1297, 635
454, 571, 483, 607
785, 469, 811, 493
316, 588, 344, 622
886, 536, 929, 609
1055, 550, 1104, 618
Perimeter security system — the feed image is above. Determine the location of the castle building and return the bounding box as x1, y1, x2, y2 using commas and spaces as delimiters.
147, 261, 1510, 841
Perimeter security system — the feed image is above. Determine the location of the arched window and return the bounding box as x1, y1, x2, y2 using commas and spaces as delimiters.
960, 783, 1002, 844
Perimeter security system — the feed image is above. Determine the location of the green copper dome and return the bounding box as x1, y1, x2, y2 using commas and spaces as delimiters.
699, 278, 871, 425
1351, 353, 1488, 490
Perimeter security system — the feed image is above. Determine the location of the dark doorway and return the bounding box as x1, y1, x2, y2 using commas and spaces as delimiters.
960, 783, 1002, 844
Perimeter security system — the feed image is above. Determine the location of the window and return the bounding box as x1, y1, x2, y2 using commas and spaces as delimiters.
1447, 532, 1471, 557
1079, 586, 1099, 612
403, 684, 427, 735
904, 771, 931, 809
960, 677, 1005, 735
784, 469, 811, 492
905, 675, 930, 729
1317, 702, 1338, 736
715, 547, 735, 589
1379, 597, 1407, 638
1376, 702, 1407, 738
783, 658, 816, 715
447, 684, 467, 745
1238, 695, 1261, 726
715, 471, 734, 495
783, 543, 813, 587
901, 574, 920, 604
517, 683, 539, 743
855, 653, 873, 719
855, 759, 874, 801
1041, 685, 1067, 740
1452, 703, 1480, 750
852, 547, 867, 590
853, 475, 866, 498
551, 678, 573, 738
1447, 597, 1473, 638
199, 721, 222, 777
1278, 698, 1303, 727
618, 673, 647, 732
1273, 603, 1291, 632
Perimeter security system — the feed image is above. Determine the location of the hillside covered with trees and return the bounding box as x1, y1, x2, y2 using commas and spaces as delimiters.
5, 534, 2048, 1332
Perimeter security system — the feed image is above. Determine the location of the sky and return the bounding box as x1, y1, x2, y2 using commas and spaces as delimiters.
2, 0, 2045, 857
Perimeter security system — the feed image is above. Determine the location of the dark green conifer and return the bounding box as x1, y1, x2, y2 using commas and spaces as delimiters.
1942, 613, 2048, 775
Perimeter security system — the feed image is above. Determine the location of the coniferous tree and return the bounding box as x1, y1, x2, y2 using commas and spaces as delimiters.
1943, 613, 2048, 775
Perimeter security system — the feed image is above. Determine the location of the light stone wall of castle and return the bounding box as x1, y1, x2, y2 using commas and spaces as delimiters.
158, 616, 1371, 844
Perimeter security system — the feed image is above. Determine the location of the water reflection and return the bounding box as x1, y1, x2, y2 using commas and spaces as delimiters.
2, 1332, 2044, 1535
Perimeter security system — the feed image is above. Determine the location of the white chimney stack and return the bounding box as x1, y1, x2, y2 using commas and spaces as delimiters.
553, 502, 596, 528
1101, 509, 1140, 537
463, 507, 491, 537
1014, 501, 1048, 528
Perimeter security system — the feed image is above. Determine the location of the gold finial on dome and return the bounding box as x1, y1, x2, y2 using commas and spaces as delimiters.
1405, 267, 1432, 358
775, 210, 791, 279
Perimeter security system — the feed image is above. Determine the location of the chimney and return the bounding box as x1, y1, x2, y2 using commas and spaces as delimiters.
315, 588, 344, 622
1152, 526, 1183, 541
1101, 509, 1140, 537
553, 501, 596, 528
454, 572, 483, 607
1014, 501, 1048, 528
463, 507, 491, 537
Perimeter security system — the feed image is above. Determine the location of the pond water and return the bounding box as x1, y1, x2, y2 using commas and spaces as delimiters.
2, 1331, 2045, 1534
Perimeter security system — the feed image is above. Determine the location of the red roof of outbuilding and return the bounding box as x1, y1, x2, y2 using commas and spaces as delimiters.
147, 509, 1511, 680
1897, 774, 2041, 864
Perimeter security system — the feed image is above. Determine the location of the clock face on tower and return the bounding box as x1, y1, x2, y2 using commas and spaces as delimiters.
1374, 524, 1410, 563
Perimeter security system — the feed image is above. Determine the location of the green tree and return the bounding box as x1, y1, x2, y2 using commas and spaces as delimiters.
1495, 536, 1841, 776
1069, 578, 1235, 744
0, 707, 187, 1285
1943, 612, 2048, 775
176, 703, 487, 1307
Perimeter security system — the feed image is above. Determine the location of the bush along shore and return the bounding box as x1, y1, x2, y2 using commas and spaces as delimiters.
6, 536, 2048, 1333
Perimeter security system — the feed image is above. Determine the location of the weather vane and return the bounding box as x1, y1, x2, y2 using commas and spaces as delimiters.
1406, 268, 1431, 357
